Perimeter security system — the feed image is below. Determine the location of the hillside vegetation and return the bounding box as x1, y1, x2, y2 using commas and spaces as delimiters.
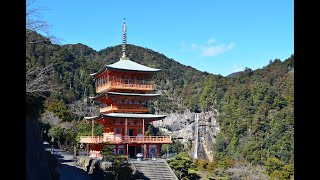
26, 31, 293, 179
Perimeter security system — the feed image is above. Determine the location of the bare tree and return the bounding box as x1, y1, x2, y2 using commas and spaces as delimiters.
68, 98, 100, 120
39, 111, 61, 126
26, 0, 61, 44
26, 0, 61, 98
26, 64, 61, 98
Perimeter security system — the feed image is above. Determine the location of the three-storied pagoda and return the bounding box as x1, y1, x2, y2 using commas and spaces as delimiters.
80, 18, 172, 159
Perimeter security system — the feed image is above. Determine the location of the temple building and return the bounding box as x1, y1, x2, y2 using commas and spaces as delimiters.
80, 18, 172, 159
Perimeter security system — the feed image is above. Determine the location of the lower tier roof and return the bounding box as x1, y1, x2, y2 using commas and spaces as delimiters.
84, 113, 166, 120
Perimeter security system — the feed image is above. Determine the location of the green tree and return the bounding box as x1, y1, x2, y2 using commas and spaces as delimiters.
269, 170, 286, 180
101, 142, 115, 161
206, 160, 217, 173
244, 67, 253, 76
282, 163, 294, 179
107, 156, 133, 180
47, 100, 73, 121
192, 159, 207, 171
265, 157, 283, 175
168, 152, 192, 179
171, 140, 185, 153
48, 125, 65, 147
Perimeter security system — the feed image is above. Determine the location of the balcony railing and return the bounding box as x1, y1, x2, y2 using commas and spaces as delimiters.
80, 135, 172, 144
96, 78, 155, 93
100, 105, 149, 113
80, 136, 105, 144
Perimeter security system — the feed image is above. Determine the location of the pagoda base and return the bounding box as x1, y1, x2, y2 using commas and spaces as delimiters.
85, 143, 162, 159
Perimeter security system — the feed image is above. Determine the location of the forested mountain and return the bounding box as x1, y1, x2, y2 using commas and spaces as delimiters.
26, 31, 294, 179
26, 31, 210, 113
201, 56, 294, 178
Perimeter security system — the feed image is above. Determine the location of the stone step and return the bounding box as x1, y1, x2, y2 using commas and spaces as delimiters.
132, 160, 178, 180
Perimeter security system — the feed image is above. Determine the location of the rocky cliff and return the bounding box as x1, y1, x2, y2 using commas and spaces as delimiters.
153, 109, 220, 159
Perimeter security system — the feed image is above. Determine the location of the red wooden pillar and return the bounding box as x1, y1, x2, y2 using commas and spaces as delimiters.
143, 144, 146, 159
157, 144, 160, 158
125, 119, 128, 139
126, 144, 129, 158
146, 144, 149, 158
116, 145, 118, 156
142, 119, 144, 137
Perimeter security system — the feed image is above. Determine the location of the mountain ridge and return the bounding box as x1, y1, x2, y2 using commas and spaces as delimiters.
26, 31, 294, 179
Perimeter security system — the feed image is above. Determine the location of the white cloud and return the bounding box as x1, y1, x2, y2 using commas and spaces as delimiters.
201, 45, 225, 56
192, 38, 236, 57
207, 38, 216, 44
191, 43, 198, 49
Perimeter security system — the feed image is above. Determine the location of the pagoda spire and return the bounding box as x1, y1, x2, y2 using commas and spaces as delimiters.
121, 18, 128, 60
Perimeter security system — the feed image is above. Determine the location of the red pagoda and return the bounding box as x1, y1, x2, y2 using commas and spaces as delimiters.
80, 18, 171, 159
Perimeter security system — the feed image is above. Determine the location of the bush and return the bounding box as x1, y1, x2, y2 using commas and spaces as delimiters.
269, 170, 286, 180
265, 157, 283, 175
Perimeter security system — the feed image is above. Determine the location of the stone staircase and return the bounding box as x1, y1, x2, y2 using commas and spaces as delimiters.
132, 159, 178, 180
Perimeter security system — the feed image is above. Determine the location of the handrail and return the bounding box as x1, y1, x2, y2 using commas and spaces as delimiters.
130, 162, 138, 175
80, 135, 172, 143
97, 77, 155, 89
100, 105, 148, 112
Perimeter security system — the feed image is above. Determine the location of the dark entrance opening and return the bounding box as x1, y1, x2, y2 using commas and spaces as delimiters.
128, 146, 136, 158
136, 146, 142, 153
129, 129, 134, 136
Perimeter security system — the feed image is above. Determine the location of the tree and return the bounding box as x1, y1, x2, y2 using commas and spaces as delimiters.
161, 144, 170, 155
265, 157, 283, 175
171, 140, 185, 153
269, 170, 286, 180
26, 64, 60, 98
106, 156, 133, 180
39, 110, 61, 127
47, 100, 73, 121
101, 142, 115, 161
26, 0, 61, 116
26, 0, 56, 44
192, 159, 208, 172
244, 67, 253, 76
68, 98, 100, 121
168, 152, 193, 179
206, 160, 217, 173
48, 125, 65, 147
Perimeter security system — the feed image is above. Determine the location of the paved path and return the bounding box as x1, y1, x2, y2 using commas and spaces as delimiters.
52, 148, 92, 180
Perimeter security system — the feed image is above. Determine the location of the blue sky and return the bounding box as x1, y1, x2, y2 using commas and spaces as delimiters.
29, 0, 293, 76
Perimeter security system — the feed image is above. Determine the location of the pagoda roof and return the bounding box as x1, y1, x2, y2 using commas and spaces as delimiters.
84, 113, 166, 121
91, 59, 161, 77
84, 116, 100, 120
102, 113, 166, 119
90, 91, 160, 100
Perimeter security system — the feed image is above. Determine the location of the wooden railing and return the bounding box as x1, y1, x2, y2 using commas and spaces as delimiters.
96, 78, 155, 93
80, 136, 172, 144
100, 105, 149, 113
80, 136, 105, 144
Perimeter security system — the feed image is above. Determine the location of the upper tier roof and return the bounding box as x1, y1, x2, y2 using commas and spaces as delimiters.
91, 59, 161, 77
